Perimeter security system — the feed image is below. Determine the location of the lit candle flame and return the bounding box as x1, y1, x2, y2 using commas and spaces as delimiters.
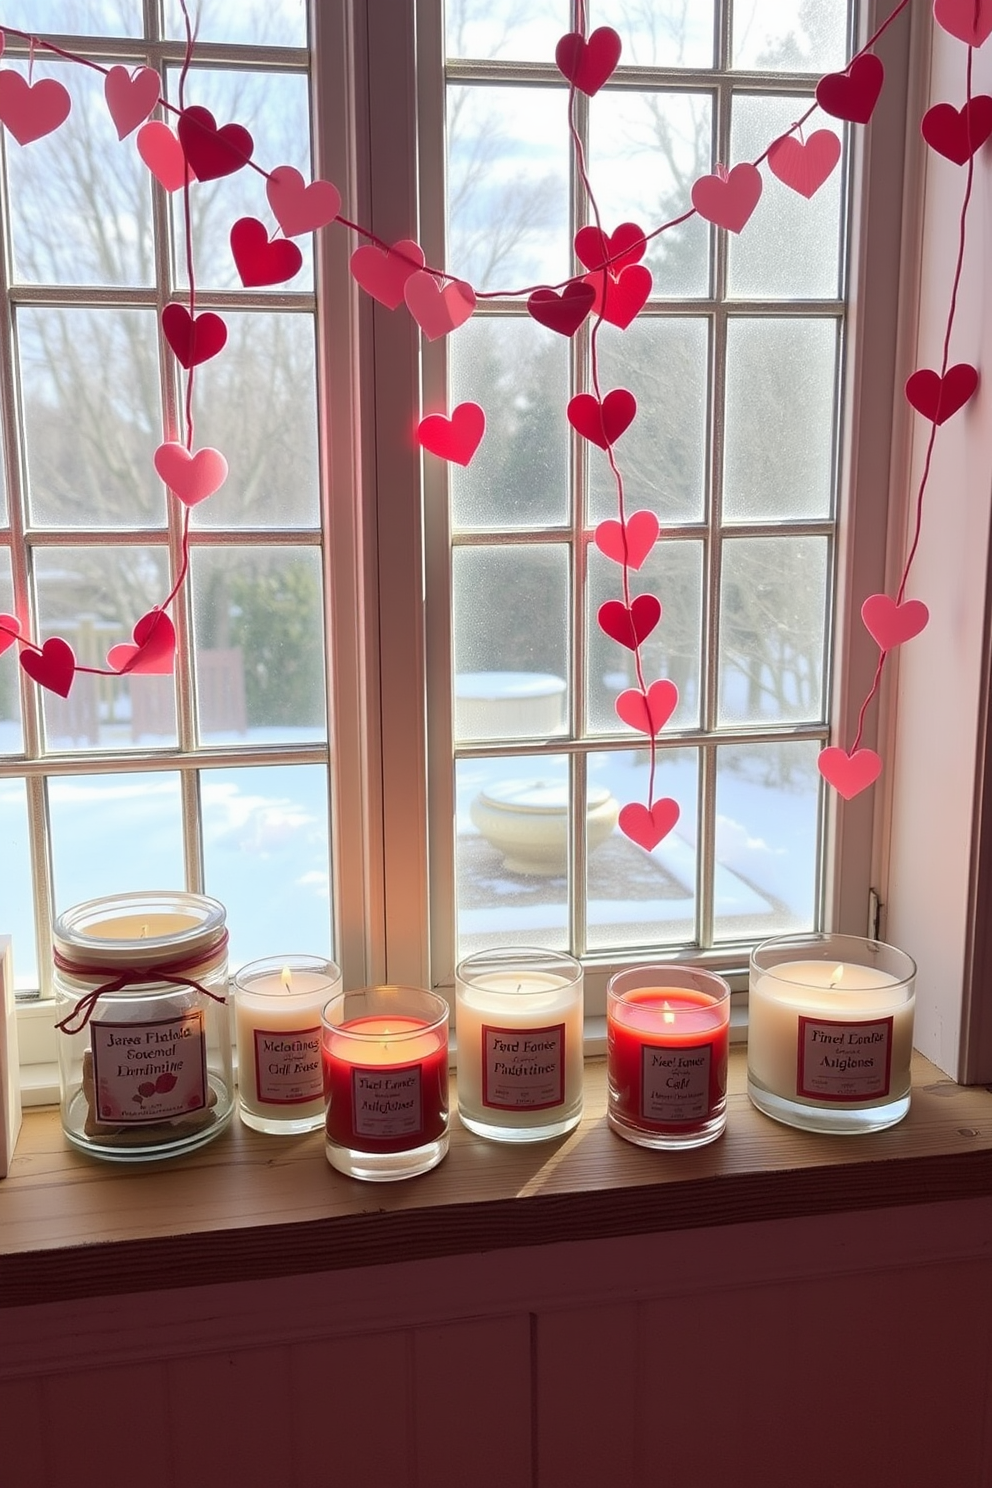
281, 965, 293, 993
663, 1000, 676, 1026
830, 964, 844, 988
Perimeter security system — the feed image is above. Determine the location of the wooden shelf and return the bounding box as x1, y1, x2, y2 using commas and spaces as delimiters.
2, 1049, 992, 1308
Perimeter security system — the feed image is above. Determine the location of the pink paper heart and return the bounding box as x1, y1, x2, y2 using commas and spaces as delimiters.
933, 0, 992, 48
106, 610, 176, 675
585, 264, 652, 329
0, 72, 71, 146
615, 680, 679, 737
594, 511, 659, 571
404, 272, 476, 339
162, 304, 227, 368
861, 594, 929, 650
691, 162, 762, 233
818, 746, 882, 801
154, 442, 228, 507
574, 222, 646, 274
417, 402, 485, 466
104, 64, 159, 141
567, 389, 637, 449
0, 613, 21, 656
921, 97, 992, 165
20, 636, 75, 698
266, 164, 341, 237
598, 594, 662, 650
230, 217, 303, 288
526, 282, 595, 338
815, 54, 884, 125
555, 27, 622, 96
619, 798, 680, 851
767, 130, 841, 198
177, 105, 253, 180
136, 120, 193, 191
350, 239, 425, 309
905, 363, 979, 424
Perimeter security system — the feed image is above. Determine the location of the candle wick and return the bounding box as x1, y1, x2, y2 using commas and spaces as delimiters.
140, 925, 148, 939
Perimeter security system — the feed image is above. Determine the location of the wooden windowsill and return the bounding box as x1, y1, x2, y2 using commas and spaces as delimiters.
2, 1048, 992, 1310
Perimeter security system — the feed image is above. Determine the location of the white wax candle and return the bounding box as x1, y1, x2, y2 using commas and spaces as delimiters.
235, 962, 340, 1122
748, 959, 914, 1105
456, 969, 583, 1127
85, 912, 201, 940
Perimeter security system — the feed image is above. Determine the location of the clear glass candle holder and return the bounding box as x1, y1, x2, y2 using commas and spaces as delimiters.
455, 947, 583, 1142
748, 933, 917, 1134
607, 965, 731, 1150
234, 955, 342, 1134
321, 985, 450, 1181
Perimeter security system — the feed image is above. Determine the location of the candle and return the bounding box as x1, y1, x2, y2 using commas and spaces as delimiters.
607, 966, 731, 1149
455, 949, 583, 1142
747, 935, 916, 1133
233, 955, 341, 1134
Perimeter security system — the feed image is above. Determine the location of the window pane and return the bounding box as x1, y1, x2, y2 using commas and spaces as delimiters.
456, 754, 570, 957
190, 312, 319, 530
0, 556, 20, 754
191, 547, 327, 745
723, 318, 838, 523
718, 536, 828, 727
48, 771, 184, 910
585, 746, 698, 952
201, 763, 332, 966
165, 0, 307, 46
591, 0, 715, 68
713, 739, 821, 943
732, 0, 848, 72
447, 84, 570, 291
0, 778, 36, 989
446, 2, 569, 62
589, 91, 712, 298
20, 308, 164, 529
450, 318, 570, 532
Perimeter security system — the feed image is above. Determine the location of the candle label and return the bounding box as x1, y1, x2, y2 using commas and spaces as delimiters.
253, 1025, 322, 1105
352, 1063, 423, 1139
640, 1041, 713, 1123
797, 1015, 894, 1101
90, 1010, 207, 1123
481, 1022, 566, 1110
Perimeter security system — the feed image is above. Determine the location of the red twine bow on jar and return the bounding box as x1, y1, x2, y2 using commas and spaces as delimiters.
53, 932, 230, 1034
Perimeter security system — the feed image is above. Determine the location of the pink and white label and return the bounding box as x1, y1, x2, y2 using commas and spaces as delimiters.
482, 1022, 566, 1110
253, 1025, 322, 1105
352, 1064, 423, 1139
797, 1015, 893, 1101
640, 1042, 712, 1123
91, 1010, 207, 1124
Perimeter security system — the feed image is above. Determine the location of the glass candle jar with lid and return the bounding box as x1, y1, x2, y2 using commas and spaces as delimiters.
53, 891, 233, 1161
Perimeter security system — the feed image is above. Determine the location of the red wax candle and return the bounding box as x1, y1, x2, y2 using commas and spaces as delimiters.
322, 1016, 449, 1154
608, 985, 730, 1139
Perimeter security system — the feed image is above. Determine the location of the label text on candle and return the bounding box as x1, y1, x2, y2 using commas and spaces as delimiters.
253, 1025, 322, 1105
797, 1015, 893, 1101
90, 1011, 207, 1123
482, 1022, 566, 1110
351, 1065, 423, 1138
640, 1042, 712, 1123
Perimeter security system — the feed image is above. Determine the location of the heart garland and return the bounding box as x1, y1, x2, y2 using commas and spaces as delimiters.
417, 402, 486, 465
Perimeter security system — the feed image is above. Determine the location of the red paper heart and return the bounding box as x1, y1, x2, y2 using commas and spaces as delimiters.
107, 610, 176, 675
104, 64, 159, 141
905, 363, 979, 424
615, 680, 679, 737
136, 120, 193, 191
0, 613, 21, 656
0, 72, 71, 146
619, 798, 680, 851
555, 27, 622, 96
598, 594, 662, 650
767, 130, 842, 198
20, 636, 75, 698
567, 389, 637, 449
861, 594, 930, 650
818, 746, 882, 800
154, 442, 228, 507
691, 163, 762, 233
417, 402, 486, 466
933, 0, 992, 48
162, 304, 227, 369
594, 511, 659, 571
350, 239, 425, 309
404, 272, 476, 339
921, 97, 992, 165
574, 222, 646, 274
815, 54, 884, 125
230, 217, 303, 287
266, 164, 341, 237
177, 105, 252, 181
585, 265, 652, 329
527, 282, 595, 337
